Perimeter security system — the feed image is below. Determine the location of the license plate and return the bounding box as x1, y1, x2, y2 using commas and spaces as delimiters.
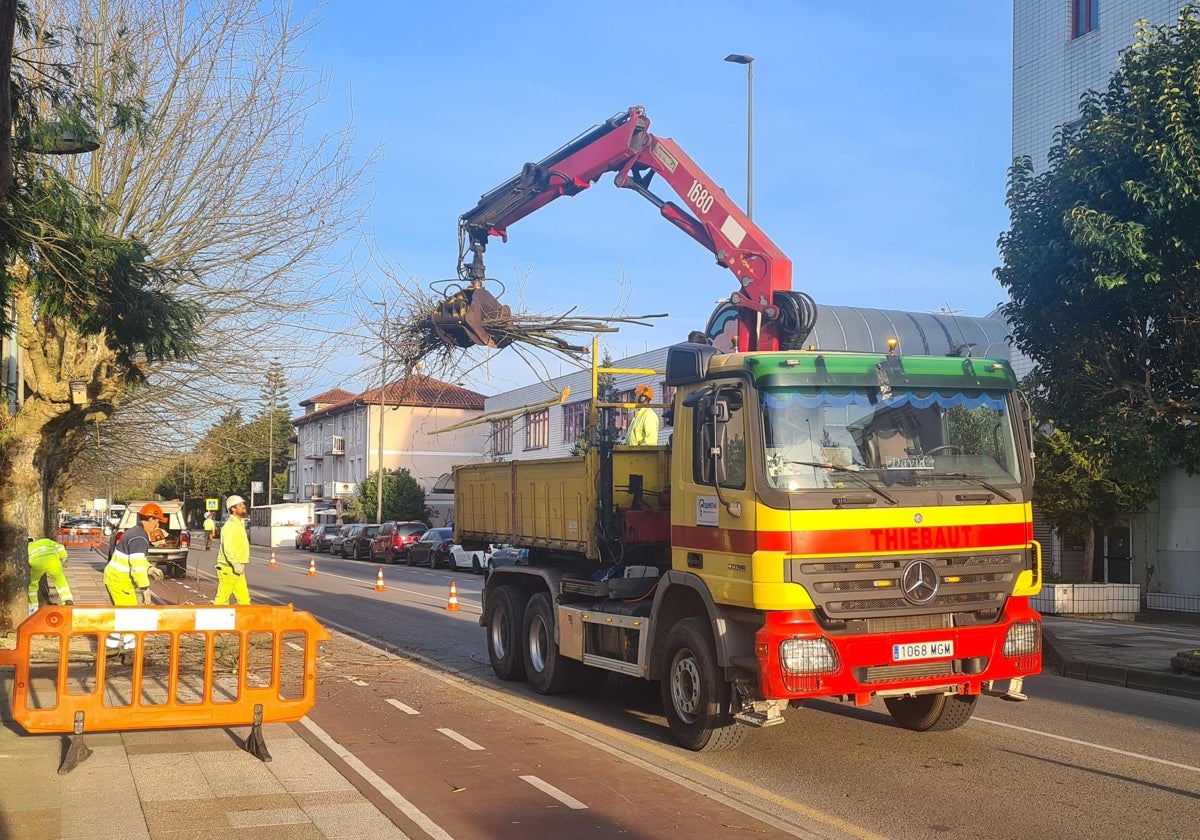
892, 640, 954, 662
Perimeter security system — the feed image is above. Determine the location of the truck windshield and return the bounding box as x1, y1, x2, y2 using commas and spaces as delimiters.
759, 386, 1023, 491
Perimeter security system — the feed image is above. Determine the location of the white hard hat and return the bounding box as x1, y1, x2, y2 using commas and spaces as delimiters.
225, 495, 246, 511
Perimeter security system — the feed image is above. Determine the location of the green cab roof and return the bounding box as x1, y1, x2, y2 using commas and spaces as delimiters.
711, 351, 1019, 391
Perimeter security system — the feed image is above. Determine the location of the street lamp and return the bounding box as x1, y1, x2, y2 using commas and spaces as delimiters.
724, 53, 754, 219
374, 302, 389, 525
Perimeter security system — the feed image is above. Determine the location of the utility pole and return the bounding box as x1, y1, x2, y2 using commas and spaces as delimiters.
375, 303, 388, 525
267, 362, 276, 506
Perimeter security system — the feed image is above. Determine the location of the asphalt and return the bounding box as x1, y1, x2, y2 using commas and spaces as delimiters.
2, 545, 1199, 839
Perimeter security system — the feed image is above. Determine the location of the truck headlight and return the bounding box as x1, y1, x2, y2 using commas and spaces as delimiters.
779, 637, 839, 675
1003, 621, 1041, 658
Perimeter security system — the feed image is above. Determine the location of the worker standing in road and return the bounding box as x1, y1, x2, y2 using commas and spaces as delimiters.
214, 495, 251, 605
103, 502, 166, 653
203, 512, 216, 550
27, 536, 73, 615
626, 384, 660, 446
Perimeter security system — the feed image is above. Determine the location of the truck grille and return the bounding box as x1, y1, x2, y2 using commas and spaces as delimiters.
788, 552, 1023, 621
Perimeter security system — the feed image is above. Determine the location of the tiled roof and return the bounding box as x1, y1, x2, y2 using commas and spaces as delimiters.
360, 377, 485, 410
299, 388, 356, 408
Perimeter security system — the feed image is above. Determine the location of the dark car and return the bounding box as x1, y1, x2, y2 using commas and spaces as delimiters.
369, 520, 428, 564
312, 524, 347, 554
294, 522, 318, 549
487, 545, 530, 574
339, 524, 379, 560
406, 527, 454, 568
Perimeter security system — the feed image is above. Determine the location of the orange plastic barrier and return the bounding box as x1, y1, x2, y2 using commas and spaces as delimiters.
0, 605, 330, 735
55, 528, 104, 549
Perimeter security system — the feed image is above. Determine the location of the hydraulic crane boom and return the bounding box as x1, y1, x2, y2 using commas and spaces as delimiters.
439, 106, 814, 352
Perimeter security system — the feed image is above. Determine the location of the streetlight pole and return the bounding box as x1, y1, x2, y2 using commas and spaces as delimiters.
724, 53, 754, 219
375, 303, 388, 525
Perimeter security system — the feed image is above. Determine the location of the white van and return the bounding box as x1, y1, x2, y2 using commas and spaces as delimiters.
108, 500, 191, 578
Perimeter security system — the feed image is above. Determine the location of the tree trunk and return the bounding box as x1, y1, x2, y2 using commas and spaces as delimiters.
0, 429, 47, 630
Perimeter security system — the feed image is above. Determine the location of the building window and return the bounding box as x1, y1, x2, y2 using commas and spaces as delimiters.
493, 417, 512, 456
525, 408, 549, 450
1072, 0, 1097, 39
562, 400, 590, 444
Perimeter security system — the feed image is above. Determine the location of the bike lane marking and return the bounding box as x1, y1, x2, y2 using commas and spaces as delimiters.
519, 775, 588, 809
299, 715, 454, 840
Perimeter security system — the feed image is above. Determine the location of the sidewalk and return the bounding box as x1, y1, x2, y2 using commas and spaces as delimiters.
1040, 609, 1200, 700
0, 546, 410, 840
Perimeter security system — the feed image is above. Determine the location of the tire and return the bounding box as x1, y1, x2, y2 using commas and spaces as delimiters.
383, 547, 394, 564
523, 592, 594, 695
472, 555, 482, 575
660, 618, 749, 751
487, 585, 529, 681
884, 693, 978, 732
166, 561, 186, 580
353, 543, 362, 561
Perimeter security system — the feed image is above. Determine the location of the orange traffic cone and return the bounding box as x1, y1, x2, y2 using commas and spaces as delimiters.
445, 581, 460, 611
375, 567, 386, 592
308, 556, 317, 577
269, 549, 277, 568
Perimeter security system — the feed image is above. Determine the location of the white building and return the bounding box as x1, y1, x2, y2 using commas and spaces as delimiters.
1014, 1, 1191, 170
291, 378, 489, 519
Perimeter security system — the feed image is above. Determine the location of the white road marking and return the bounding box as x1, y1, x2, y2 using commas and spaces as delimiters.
343, 676, 369, 687
299, 716, 454, 840
386, 698, 420, 715
437, 727, 484, 751
285, 641, 303, 652
519, 775, 588, 809
976, 717, 1200, 772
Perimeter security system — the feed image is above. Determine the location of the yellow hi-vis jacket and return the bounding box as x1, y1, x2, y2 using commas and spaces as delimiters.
626, 406, 660, 446
28, 538, 72, 606
104, 524, 153, 604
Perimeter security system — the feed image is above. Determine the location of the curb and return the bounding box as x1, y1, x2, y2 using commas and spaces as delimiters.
1041, 624, 1200, 700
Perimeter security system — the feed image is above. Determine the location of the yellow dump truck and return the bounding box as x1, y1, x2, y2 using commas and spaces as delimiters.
456, 343, 1042, 751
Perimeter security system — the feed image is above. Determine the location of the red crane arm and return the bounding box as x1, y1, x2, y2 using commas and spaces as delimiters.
458, 106, 796, 351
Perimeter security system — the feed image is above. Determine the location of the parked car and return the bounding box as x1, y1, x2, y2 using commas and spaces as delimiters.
449, 543, 494, 574
369, 520, 428, 564
487, 545, 530, 574
107, 500, 191, 579
406, 527, 454, 568
294, 522, 318, 549
339, 524, 379, 560
311, 523, 347, 554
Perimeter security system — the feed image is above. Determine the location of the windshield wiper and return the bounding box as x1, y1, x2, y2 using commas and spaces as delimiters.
924, 472, 1015, 502
782, 462, 898, 505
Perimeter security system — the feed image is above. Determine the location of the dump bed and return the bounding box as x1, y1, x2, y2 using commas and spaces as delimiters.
454, 447, 670, 560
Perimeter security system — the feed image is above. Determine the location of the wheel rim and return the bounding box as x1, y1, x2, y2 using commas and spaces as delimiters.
490, 604, 509, 660
669, 650, 702, 723
527, 612, 550, 673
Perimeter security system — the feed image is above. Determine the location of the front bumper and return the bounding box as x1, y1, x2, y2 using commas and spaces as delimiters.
754, 597, 1041, 703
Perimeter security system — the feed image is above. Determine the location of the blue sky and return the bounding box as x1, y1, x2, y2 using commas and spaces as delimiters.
298, 1, 1015, 396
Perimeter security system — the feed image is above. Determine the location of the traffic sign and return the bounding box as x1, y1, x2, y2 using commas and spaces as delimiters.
206, 498, 219, 511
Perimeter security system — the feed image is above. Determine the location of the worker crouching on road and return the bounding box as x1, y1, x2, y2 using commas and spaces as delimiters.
27, 536, 73, 615
625, 384, 660, 446
214, 494, 251, 605
104, 502, 167, 653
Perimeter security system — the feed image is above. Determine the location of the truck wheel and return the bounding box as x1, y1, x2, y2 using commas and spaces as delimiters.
660, 618, 749, 751
523, 592, 587, 695
884, 693, 977, 731
167, 562, 186, 580
487, 586, 528, 681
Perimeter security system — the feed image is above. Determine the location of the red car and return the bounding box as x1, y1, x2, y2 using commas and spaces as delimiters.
294, 523, 318, 549
369, 521, 428, 564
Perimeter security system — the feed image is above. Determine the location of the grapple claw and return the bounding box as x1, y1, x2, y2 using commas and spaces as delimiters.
430, 286, 512, 348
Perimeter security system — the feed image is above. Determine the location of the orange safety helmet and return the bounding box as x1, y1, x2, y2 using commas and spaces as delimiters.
139, 502, 168, 524
635, 384, 654, 401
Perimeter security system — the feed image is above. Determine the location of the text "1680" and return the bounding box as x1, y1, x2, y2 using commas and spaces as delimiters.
687, 180, 715, 214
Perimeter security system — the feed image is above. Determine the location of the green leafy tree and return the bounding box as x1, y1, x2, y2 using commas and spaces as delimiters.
357, 468, 426, 524
996, 8, 1200, 558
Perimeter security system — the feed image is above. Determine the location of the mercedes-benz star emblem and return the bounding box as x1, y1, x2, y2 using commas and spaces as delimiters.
901, 560, 939, 605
